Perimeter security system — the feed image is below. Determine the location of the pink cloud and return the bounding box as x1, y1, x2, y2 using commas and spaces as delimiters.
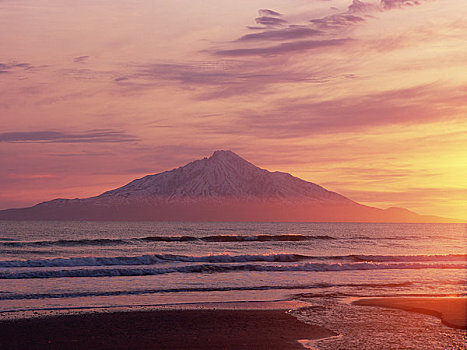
199, 84, 467, 138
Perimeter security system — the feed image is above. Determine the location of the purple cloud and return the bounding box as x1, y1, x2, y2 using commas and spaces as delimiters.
0, 129, 139, 143
208, 0, 434, 62
237, 27, 322, 42
117, 60, 329, 100
214, 38, 350, 57
381, 0, 423, 9
310, 13, 365, 28
74, 56, 90, 63
255, 16, 287, 27
210, 3, 370, 61
0, 62, 34, 71
258, 9, 282, 17
348, 0, 379, 13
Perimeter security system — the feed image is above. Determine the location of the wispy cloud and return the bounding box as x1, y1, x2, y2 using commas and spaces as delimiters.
0, 62, 44, 74
258, 9, 282, 17
236, 27, 322, 42
112, 1, 439, 98
348, 0, 379, 12
254, 16, 287, 27
203, 83, 467, 138
0, 129, 139, 143
73, 55, 90, 63
213, 0, 433, 58
252, 8, 287, 28
310, 13, 365, 28
381, 0, 427, 10
0, 62, 32, 70
213, 38, 350, 57
114, 59, 333, 99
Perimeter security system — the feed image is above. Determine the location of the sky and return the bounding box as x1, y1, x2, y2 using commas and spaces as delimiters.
1, 0, 466, 220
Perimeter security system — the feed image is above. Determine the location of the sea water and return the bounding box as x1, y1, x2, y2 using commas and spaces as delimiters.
0, 221, 465, 348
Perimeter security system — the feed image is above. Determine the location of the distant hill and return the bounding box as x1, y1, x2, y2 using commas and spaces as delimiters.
0, 150, 458, 222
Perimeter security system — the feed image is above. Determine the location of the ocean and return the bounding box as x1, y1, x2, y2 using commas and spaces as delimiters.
0, 221, 465, 348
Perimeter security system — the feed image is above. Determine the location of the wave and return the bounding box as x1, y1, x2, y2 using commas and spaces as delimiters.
0, 253, 310, 268
0, 234, 336, 247
347, 235, 417, 241
0, 238, 131, 248
0, 282, 418, 301
4, 233, 452, 248
348, 254, 467, 262
143, 234, 335, 242
1, 253, 464, 269
5, 233, 442, 248
0, 261, 465, 279
0, 249, 51, 255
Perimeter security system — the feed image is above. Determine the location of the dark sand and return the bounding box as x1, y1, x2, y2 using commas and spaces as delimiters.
353, 297, 467, 329
0, 309, 336, 349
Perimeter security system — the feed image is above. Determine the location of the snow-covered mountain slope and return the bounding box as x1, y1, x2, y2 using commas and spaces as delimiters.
97, 150, 350, 202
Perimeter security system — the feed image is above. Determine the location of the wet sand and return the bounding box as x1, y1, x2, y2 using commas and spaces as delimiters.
0, 309, 336, 349
353, 297, 467, 329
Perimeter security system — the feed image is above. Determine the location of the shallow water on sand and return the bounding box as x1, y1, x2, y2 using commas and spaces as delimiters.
294, 298, 467, 349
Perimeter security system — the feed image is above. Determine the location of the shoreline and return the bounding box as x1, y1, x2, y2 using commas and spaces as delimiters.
352, 297, 467, 329
0, 307, 337, 350
0, 299, 311, 321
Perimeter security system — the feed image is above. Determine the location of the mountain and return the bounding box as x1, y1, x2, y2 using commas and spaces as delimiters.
0, 150, 456, 222
99, 150, 350, 202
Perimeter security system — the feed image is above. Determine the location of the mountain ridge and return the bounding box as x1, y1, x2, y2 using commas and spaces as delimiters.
95, 150, 351, 203
0, 150, 459, 222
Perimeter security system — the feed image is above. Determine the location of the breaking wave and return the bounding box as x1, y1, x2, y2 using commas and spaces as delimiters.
0, 282, 419, 301
3, 234, 448, 248
0, 261, 465, 279
0, 253, 464, 269
0, 253, 310, 268
0, 234, 335, 247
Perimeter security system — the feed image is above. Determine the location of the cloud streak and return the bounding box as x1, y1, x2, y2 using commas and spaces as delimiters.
236, 27, 322, 42
73, 56, 90, 63
0, 62, 40, 74
204, 83, 467, 138
213, 38, 351, 56
115, 60, 333, 99
381, 0, 426, 10
258, 9, 282, 17
0, 130, 139, 143
310, 13, 365, 28
255, 16, 287, 27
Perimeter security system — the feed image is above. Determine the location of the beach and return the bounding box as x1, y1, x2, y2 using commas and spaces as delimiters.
2, 297, 466, 350
0, 308, 336, 350
353, 297, 467, 329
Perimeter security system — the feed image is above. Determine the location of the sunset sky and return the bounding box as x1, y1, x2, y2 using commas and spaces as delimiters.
1, 0, 466, 219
